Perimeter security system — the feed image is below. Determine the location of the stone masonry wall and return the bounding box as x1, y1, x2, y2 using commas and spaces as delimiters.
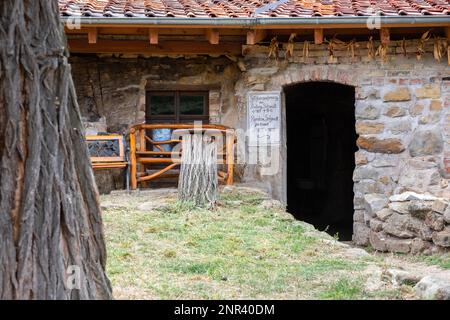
234, 38, 450, 253
71, 38, 449, 253
70, 55, 240, 134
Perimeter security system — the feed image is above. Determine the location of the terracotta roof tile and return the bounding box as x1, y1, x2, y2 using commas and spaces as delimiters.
59, 0, 450, 18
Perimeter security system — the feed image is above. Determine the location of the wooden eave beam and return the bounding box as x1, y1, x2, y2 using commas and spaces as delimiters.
88, 28, 98, 44
246, 29, 267, 45
149, 29, 158, 44
67, 39, 241, 55
205, 28, 219, 44
314, 28, 323, 44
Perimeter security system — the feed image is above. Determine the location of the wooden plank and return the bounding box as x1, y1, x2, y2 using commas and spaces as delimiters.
149, 29, 158, 44
380, 28, 390, 45
314, 29, 323, 44
67, 39, 242, 55
88, 28, 98, 44
129, 128, 137, 190
205, 28, 219, 44
246, 29, 267, 45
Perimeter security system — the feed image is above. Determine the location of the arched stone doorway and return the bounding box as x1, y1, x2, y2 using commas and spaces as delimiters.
284, 81, 357, 240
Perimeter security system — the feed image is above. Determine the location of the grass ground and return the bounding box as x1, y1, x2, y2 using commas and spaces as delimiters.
100, 186, 449, 300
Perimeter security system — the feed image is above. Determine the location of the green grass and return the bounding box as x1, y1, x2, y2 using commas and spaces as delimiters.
413, 254, 450, 270
319, 278, 364, 300
100, 189, 424, 300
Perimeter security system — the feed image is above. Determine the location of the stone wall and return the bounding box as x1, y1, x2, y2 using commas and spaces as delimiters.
233, 39, 449, 251
71, 38, 450, 252
70, 54, 241, 133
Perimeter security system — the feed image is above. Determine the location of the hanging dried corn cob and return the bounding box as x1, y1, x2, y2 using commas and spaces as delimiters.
285, 33, 296, 60
302, 40, 310, 59
433, 37, 447, 62
367, 36, 375, 60
416, 30, 431, 61
376, 43, 388, 61
401, 38, 407, 57
268, 37, 279, 60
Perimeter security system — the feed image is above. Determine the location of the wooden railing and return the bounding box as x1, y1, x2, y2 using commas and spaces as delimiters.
129, 123, 236, 189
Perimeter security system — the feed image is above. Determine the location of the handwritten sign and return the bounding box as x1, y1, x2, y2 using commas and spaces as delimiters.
247, 92, 281, 146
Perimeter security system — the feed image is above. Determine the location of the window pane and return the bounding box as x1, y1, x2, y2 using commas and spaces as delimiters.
150, 95, 175, 115
180, 95, 205, 115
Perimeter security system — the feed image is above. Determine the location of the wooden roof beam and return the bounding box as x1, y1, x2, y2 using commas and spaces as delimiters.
314, 28, 323, 44
246, 29, 267, 45
205, 28, 219, 44
149, 29, 158, 44
67, 39, 241, 55
88, 28, 98, 44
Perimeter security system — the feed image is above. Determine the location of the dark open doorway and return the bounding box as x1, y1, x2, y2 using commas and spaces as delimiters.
285, 82, 357, 240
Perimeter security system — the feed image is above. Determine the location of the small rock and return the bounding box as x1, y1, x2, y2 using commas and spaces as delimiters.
370, 219, 384, 232
425, 212, 445, 231
376, 208, 394, 221
415, 276, 450, 300
408, 129, 444, 157
444, 207, 450, 224
364, 194, 388, 217
369, 231, 388, 252
385, 269, 421, 287
410, 238, 431, 255
357, 136, 405, 154
432, 228, 450, 247
389, 191, 438, 202
342, 247, 370, 258
383, 87, 411, 102
408, 201, 433, 219
388, 202, 410, 214
353, 222, 370, 246
137, 201, 169, 211
383, 213, 415, 239
432, 199, 448, 214
415, 84, 441, 99
260, 199, 284, 210
386, 237, 412, 253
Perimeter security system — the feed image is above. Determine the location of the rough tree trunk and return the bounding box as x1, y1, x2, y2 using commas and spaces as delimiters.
0, 1, 112, 299
178, 133, 218, 207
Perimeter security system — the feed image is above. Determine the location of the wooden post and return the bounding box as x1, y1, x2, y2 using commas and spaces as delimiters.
226, 131, 235, 185
139, 128, 147, 188
130, 128, 137, 190
314, 29, 323, 45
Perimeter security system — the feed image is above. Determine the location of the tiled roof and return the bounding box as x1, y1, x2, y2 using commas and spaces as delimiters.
59, 0, 450, 18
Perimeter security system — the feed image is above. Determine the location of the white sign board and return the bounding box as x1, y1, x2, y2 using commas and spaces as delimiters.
247, 91, 281, 146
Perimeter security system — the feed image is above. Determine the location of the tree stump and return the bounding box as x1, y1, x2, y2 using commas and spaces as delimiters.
178, 132, 218, 207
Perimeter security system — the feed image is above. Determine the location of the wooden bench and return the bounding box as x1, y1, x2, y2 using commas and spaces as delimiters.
129, 124, 236, 190
86, 135, 128, 170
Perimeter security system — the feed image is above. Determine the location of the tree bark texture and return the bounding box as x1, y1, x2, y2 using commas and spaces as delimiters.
0, 1, 112, 299
178, 133, 218, 207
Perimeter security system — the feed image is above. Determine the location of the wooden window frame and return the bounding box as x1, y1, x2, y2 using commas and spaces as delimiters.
146, 90, 209, 124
